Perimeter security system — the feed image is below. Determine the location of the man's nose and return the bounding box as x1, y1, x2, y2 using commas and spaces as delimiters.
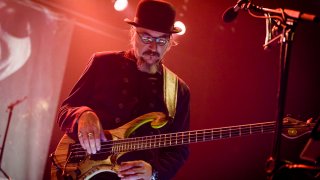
148, 40, 158, 50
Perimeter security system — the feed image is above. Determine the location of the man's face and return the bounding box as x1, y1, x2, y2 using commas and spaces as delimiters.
133, 27, 170, 68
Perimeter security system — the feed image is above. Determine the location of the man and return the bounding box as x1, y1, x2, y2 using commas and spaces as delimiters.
57, 0, 190, 179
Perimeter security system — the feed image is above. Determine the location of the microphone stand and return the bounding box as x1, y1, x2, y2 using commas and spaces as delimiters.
265, 18, 296, 179
0, 97, 27, 180
228, 1, 320, 179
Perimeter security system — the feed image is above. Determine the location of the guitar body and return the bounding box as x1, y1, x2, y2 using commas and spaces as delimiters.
51, 112, 167, 180
51, 134, 116, 180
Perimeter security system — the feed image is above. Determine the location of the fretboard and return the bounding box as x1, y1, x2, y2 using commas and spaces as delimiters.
111, 121, 275, 153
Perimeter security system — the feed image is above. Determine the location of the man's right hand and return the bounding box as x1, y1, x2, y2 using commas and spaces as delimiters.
77, 111, 107, 154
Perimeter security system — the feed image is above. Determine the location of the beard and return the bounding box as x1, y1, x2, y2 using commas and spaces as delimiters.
137, 50, 161, 74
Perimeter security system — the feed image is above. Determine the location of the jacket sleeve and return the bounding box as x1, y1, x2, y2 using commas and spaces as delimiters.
152, 82, 190, 180
57, 54, 97, 138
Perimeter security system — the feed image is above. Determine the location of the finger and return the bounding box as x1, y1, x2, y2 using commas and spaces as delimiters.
82, 134, 92, 154
95, 130, 101, 151
78, 132, 85, 149
119, 162, 134, 172
100, 128, 107, 142
88, 132, 97, 154
122, 166, 145, 175
120, 173, 144, 180
120, 161, 144, 169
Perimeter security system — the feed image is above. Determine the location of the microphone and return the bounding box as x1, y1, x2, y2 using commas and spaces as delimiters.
222, 0, 248, 23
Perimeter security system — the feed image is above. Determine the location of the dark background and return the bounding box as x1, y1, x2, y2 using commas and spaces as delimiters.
34, 0, 320, 179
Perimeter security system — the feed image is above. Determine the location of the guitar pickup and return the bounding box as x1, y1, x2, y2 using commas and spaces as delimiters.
67, 143, 86, 163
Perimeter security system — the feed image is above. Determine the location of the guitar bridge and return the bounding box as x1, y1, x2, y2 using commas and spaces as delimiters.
67, 142, 112, 162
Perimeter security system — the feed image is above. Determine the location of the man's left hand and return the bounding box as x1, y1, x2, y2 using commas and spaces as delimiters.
118, 160, 153, 180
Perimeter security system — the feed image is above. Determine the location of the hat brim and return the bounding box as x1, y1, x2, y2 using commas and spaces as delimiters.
124, 18, 181, 34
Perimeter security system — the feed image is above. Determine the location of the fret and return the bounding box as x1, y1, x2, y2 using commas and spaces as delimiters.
175, 133, 178, 145
195, 131, 198, 142
150, 136, 153, 148
146, 136, 150, 149
152, 135, 156, 149
252, 125, 261, 134
190, 131, 194, 143
136, 138, 140, 150
139, 137, 143, 149
202, 130, 205, 142
128, 141, 131, 151
210, 130, 218, 140
146, 137, 149, 149
170, 133, 174, 146
151, 136, 153, 148
158, 135, 161, 147
203, 130, 207, 142
178, 132, 181, 144
231, 128, 240, 137
205, 130, 211, 141
181, 132, 184, 144
250, 124, 252, 134
153, 136, 156, 148
142, 137, 146, 149
184, 132, 189, 144
184, 132, 186, 144
149, 136, 154, 149
123, 141, 127, 151
116, 143, 120, 152
161, 134, 164, 147
118, 143, 121, 152
241, 126, 250, 135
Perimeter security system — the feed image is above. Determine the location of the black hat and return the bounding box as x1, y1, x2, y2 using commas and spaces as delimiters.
124, 0, 181, 34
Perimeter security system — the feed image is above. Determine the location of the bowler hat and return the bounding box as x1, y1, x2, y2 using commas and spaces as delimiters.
124, 0, 181, 34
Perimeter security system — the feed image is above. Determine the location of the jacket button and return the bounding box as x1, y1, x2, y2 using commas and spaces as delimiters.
115, 117, 121, 123
122, 89, 128, 95
149, 103, 155, 108
123, 77, 129, 83
118, 103, 124, 109
152, 89, 157, 94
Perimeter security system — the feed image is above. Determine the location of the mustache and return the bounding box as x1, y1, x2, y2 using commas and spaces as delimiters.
143, 50, 160, 57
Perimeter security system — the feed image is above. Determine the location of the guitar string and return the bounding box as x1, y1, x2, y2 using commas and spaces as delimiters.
69, 122, 289, 157
70, 122, 287, 153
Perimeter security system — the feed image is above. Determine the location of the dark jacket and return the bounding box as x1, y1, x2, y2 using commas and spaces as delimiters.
57, 50, 190, 180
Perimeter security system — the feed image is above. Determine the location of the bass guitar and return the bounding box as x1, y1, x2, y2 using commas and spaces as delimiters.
50, 112, 314, 180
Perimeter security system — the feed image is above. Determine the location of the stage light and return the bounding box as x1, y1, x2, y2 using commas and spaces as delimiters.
114, 0, 128, 11
174, 21, 186, 35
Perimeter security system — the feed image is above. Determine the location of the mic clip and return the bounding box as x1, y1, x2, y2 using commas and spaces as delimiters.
263, 13, 283, 50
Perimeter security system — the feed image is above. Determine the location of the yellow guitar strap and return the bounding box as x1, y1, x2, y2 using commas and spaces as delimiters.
163, 65, 178, 119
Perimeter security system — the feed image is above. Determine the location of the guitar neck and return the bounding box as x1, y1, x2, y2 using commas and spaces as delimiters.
111, 121, 275, 152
